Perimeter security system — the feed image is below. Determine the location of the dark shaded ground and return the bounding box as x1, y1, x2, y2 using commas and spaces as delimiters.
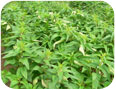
1, 47, 13, 70
1, 47, 11, 86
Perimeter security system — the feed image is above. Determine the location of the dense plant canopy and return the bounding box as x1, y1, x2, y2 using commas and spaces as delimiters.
1, 1, 114, 89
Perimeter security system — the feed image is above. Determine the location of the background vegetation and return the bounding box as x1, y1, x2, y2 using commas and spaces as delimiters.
1, 1, 114, 89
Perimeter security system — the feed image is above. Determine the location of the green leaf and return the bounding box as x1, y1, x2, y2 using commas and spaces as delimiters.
51, 33, 59, 41
48, 75, 58, 88
4, 41, 15, 47
33, 57, 42, 63
64, 82, 79, 89
32, 66, 40, 71
104, 60, 114, 74
20, 79, 32, 89
3, 50, 19, 58
70, 68, 84, 82
19, 58, 29, 70
58, 71, 63, 82
4, 59, 16, 66
16, 67, 22, 78
10, 80, 19, 88
85, 77, 92, 84
92, 73, 100, 89
98, 65, 109, 78
20, 67, 28, 79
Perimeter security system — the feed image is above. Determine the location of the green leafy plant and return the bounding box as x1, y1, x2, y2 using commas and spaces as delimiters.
1, 1, 114, 89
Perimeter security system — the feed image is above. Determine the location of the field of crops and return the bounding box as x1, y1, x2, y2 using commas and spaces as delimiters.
1, 1, 114, 89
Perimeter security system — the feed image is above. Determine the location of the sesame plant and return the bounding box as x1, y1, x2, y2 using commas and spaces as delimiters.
1, 1, 114, 89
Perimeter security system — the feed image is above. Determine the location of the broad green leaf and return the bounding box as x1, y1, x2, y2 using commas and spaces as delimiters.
20, 67, 27, 79
16, 67, 22, 78
51, 33, 59, 41
19, 58, 29, 70
3, 50, 19, 58
104, 60, 114, 74
20, 79, 32, 89
10, 80, 19, 88
58, 71, 63, 82
49, 75, 58, 88
4, 59, 16, 66
92, 73, 100, 89
98, 65, 110, 78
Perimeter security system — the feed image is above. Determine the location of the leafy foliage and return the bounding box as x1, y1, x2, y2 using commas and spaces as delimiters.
1, 1, 114, 89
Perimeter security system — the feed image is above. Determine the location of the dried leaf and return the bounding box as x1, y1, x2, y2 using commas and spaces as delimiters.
79, 45, 85, 55
6, 25, 10, 30
41, 79, 47, 88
